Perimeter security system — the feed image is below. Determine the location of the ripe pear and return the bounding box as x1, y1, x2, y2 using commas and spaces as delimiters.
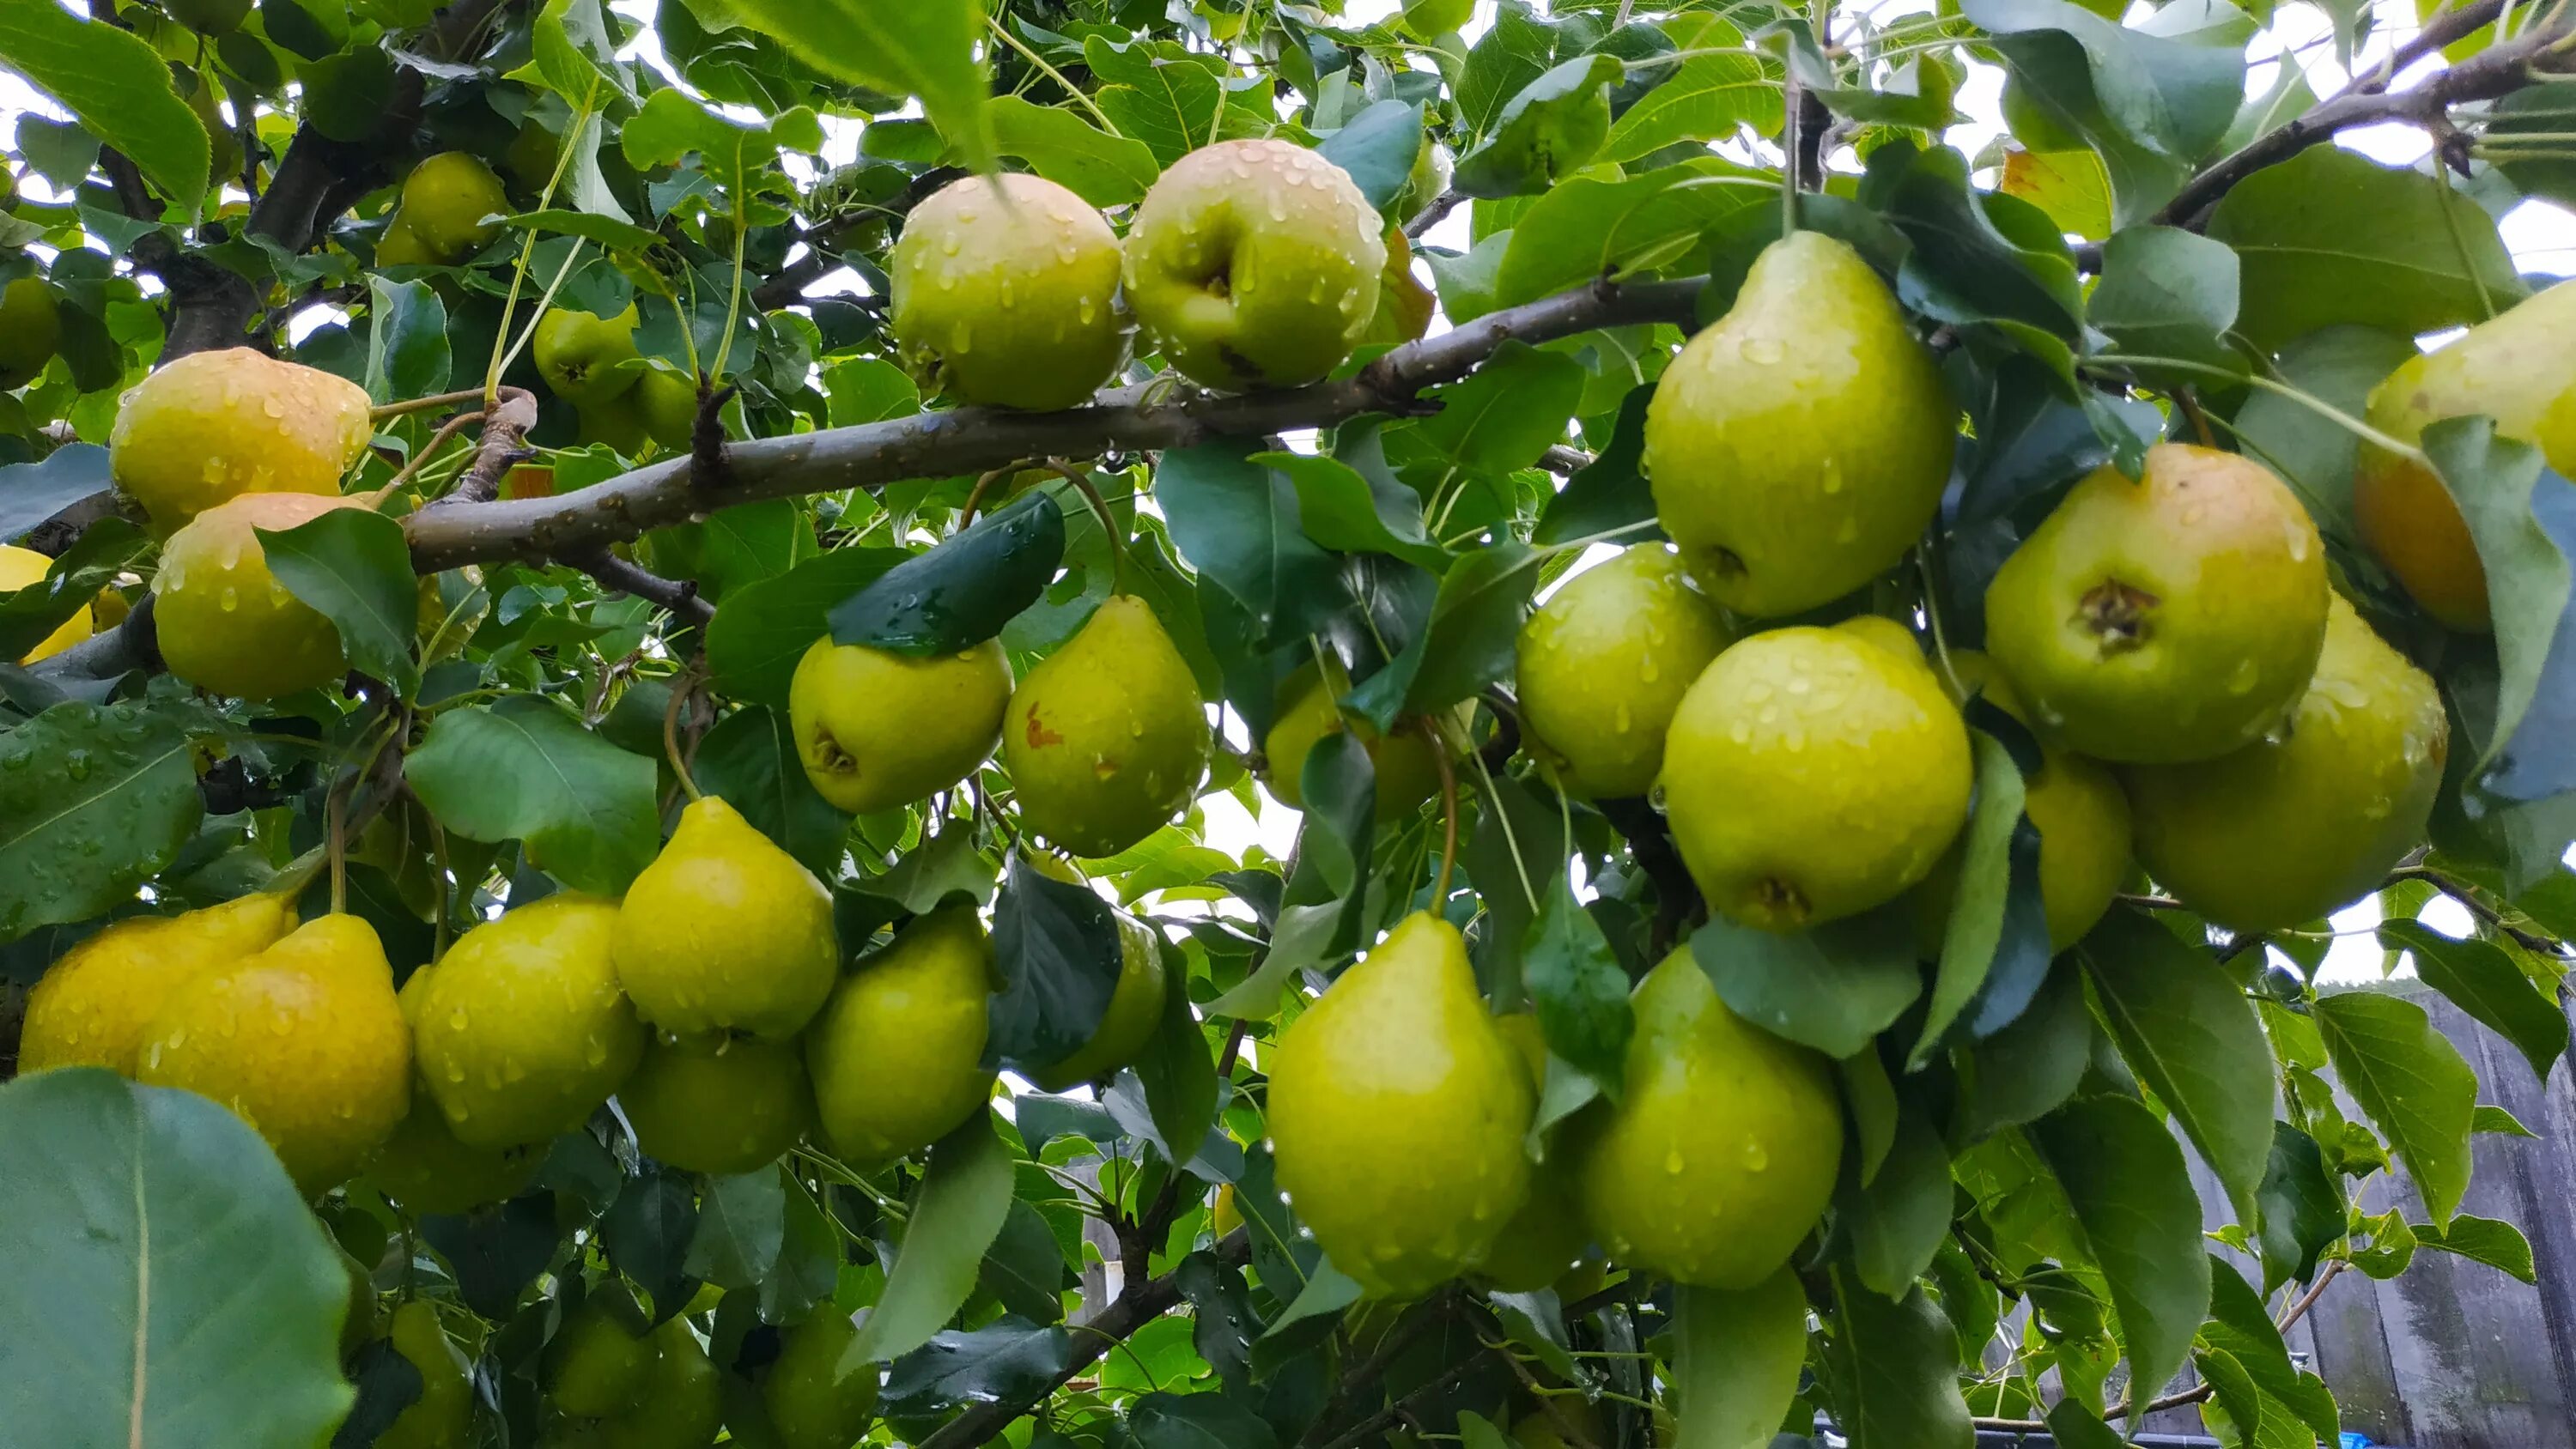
1030, 906, 1167, 1092
1984, 443, 2329, 764
805, 902, 996, 1164
619, 1033, 814, 1175
545, 1283, 657, 1418
378, 1300, 474, 1449
1263, 660, 1442, 822
400, 151, 510, 262
407, 893, 645, 1149
1004, 596, 1211, 858
889, 172, 1129, 411
2354, 280, 2576, 631
137, 913, 412, 1196
376, 211, 440, 267
0, 276, 61, 389
612, 795, 839, 1039
2126, 595, 2447, 931
154, 491, 369, 700
1267, 912, 1534, 1298
789, 634, 1011, 815
758, 1312, 879, 1449
0, 543, 91, 663
535, 305, 643, 406
1515, 544, 1735, 799
633, 367, 701, 451
1576, 949, 1840, 1288
20, 891, 295, 1074
109, 348, 374, 530
1477, 1016, 1590, 1294
367, 1096, 543, 1216
1124, 138, 1388, 390
1643, 232, 1956, 618
1662, 617, 1972, 930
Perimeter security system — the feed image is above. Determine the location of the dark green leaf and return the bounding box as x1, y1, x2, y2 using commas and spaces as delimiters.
2087, 226, 2241, 380
259, 506, 422, 696
1916, 733, 2033, 1064
1413, 343, 1588, 478
364, 276, 451, 404
1134, 934, 1220, 1173
1669, 1270, 1807, 1449
1846, 1092, 1954, 1300
0, 515, 147, 662
2414, 1212, 2538, 1284
402, 696, 661, 896
1157, 440, 1349, 647
829, 493, 1066, 657
1255, 451, 1449, 574
0, 700, 202, 943
1533, 387, 1659, 547
2256, 1123, 2343, 1293
978, 1199, 1070, 1324
881, 1316, 1072, 1413
762, 1182, 840, 1325
1691, 906, 1923, 1058
1453, 54, 1619, 198
2314, 990, 2477, 1227
600, 1163, 701, 1319
1344, 541, 1539, 731
1130, 1389, 1282, 1449
845, 1110, 1014, 1366
2228, 325, 2415, 546
2380, 919, 2567, 1083
334, 1338, 424, 1449
1524, 872, 1634, 1100
1175, 1252, 1259, 1386
685, 1168, 787, 1289
1821, 1265, 1973, 1449
2423, 420, 2576, 802
418, 1196, 560, 1321
2028, 1094, 2212, 1409
1954, 961, 2093, 1142
707, 546, 908, 706
987, 852, 1127, 1077
688, 704, 851, 880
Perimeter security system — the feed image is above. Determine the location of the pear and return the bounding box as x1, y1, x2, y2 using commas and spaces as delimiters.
535, 305, 643, 406
0, 276, 61, 389
574, 391, 650, 454
634, 367, 701, 451
155, 491, 372, 700
20, 891, 295, 1074
890, 172, 1131, 411
544, 1283, 657, 1418
1004, 596, 1212, 858
2126, 595, 2447, 932
376, 211, 440, 267
0, 544, 89, 662
805, 903, 996, 1164
109, 348, 374, 530
406, 893, 645, 1149
1661, 617, 1972, 930
1515, 544, 1735, 799
1506, 1400, 1607, 1449
137, 913, 413, 1195
1266, 912, 1534, 1298
377, 1300, 474, 1449
1643, 232, 1957, 618
611, 796, 839, 1039
1263, 660, 1442, 822
1030, 906, 1167, 1091
399, 151, 509, 262
1575, 949, 1841, 1288
757, 1312, 879, 1449
1476, 1016, 1591, 1294
586, 1318, 723, 1449
366, 1095, 543, 1216
618, 1033, 815, 1175
2354, 280, 2576, 631
789, 634, 1012, 815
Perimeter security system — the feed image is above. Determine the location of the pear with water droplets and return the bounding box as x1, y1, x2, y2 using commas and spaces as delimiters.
1475, 1015, 1592, 1293
612, 796, 839, 1040
890, 173, 1131, 411
805, 902, 997, 1164
155, 491, 372, 700
1575, 949, 1840, 1289
0, 543, 87, 662
619, 1033, 815, 1174
1661, 617, 1972, 931
21, 890, 295, 1075
790, 634, 1011, 815
1986, 444, 2329, 764
1262, 659, 1443, 822
1004, 595, 1211, 858
1267, 912, 1534, 1298
109, 348, 373, 530
2125, 595, 2447, 931
1515, 543, 1735, 799
1643, 232, 1957, 618
753, 1311, 880, 1449
397, 151, 509, 264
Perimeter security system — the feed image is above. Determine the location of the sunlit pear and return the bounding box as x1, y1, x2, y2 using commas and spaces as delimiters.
1662, 617, 1972, 931
0, 276, 61, 389
1515, 544, 1735, 799
789, 634, 1011, 815
2354, 280, 2576, 631
1267, 911, 1534, 1298
109, 348, 374, 530
805, 902, 996, 1164
0, 543, 90, 663
1643, 232, 1956, 618
377, 1300, 474, 1449
366, 1095, 542, 1216
1004, 596, 1211, 858
1575, 949, 1840, 1288
400, 151, 510, 262
1476, 1015, 1590, 1294
612, 795, 839, 1039
1124, 138, 1388, 390
376, 210, 440, 267
1262, 659, 1443, 822
407, 893, 645, 1149
1984, 443, 2329, 764
136, 912, 412, 1196
2126, 595, 2447, 932
757, 1311, 880, 1449
544, 1282, 657, 1419
889, 172, 1129, 411
535, 304, 643, 406
154, 491, 370, 700
619, 1033, 814, 1175
1030, 906, 1167, 1092
19, 890, 295, 1075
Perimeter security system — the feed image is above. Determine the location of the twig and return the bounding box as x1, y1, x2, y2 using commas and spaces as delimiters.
1536, 444, 1594, 476
1403, 190, 1464, 240
575, 551, 715, 628
1595, 794, 1699, 955
1295, 1292, 1466, 1449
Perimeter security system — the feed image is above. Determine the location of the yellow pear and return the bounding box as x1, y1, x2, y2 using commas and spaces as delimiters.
788, 634, 1011, 814
805, 903, 995, 1164
611, 796, 838, 1040
1575, 949, 1840, 1288
0, 276, 61, 389
0, 544, 90, 662
758, 1312, 879, 1449
378, 1300, 474, 1449
137, 913, 413, 1195
534, 305, 642, 407
366, 1095, 543, 1216
1262, 659, 1442, 822
1643, 232, 1957, 618
1515, 543, 1735, 798
155, 491, 371, 700
2126, 595, 2447, 931
406, 893, 645, 1149
400, 151, 510, 262
1662, 617, 1972, 931
1004, 596, 1211, 858
1267, 912, 1534, 1298
1984, 443, 2328, 764
1477, 1016, 1591, 1294
618, 1033, 814, 1175
20, 891, 295, 1074
544, 1283, 657, 1418
109, 348, 374, 530
890, 172, 1131, 410
1030, 906, 1167, 1092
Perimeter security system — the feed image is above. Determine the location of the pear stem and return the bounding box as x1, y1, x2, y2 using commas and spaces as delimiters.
2085, 354, 2426, 460
1043, 459, 1132, 596
958, 460, 1036, 527
372, 409, 486, 503
1916, 539, 1967, 704
325, 775, 349, 916
1424, 717, 1459, 905
663, 667, 706, 803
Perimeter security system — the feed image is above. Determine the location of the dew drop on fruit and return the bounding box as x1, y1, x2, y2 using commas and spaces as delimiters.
1613, 704, 1631, 734
218, 587, 239, 612
1741, 1142, 1769, 1172
1663, 1149, 1686, 1175
2227, 658, 2261, 695
1784, 728, 1807, 753
447, 1006, 468, 1030
1739, 336, 1786, 365
1639, 658, 1659, 683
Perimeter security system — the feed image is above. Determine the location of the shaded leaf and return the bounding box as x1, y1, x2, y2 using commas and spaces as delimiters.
829, 493, 1066, 658
259, 506, 421, 696
1668, 1270, 1807, 1449
0, 700, 201, 943
2028, 1094, 2212, 1410
1691, 906, 1923, 1058
845, 1110, 1015, 1366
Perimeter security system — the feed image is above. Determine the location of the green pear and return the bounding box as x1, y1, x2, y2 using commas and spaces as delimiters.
1030, 905, 1167, 1092
2126, 595, 2447, 932
1515, 543, 1735, 799
1575, 949, 1840, 1288
1506, 1401, 1607, 1449
890, 172, 1130, 411
758, 1312, 879, 1449
2355, 280, 2576, 631
405, 893, 645, 1149
1123, 138, 1388, 390
1984, 442, 2329, 764
367, 1096, 542, 1216
109, 347, 374, 530
536, 305, 643, 406
1477, 1016, 1591, 1294
1004, 596, 1212, 858
153, 491, 369, 700
20, 890, 295, 1075
805, 903, 996, 1164
375, 210, 440, 268
1262, 660, 1442, 822
400, 152, 510, 262
1267, 912, 1534, 1298
618, 1033, 814, 1175
378, 1300, 473, 1449
602, 1319, 724, 1449
0, 276, 60, 388
1643, 232, 1957, 618
1661, 617, 1972, 930
544, 1284, 655, 1419
612, 796, 839, 1039
634, 367, 701, 451
1389, 138, 1453, 224
789, 634, 1012, 815
574, 390, 650, 454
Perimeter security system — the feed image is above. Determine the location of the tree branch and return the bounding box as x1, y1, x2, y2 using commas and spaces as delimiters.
1595, 794, 1699, 955
574, 551, 714, 627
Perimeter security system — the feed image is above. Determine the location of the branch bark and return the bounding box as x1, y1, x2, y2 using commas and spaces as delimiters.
574, 551, 714, 627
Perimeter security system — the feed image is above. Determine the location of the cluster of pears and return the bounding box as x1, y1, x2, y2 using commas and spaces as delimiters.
532, 303, 701, 454
377, 152, 511, 268
528, 1285, 877, 1448
890, 137, 1385, 404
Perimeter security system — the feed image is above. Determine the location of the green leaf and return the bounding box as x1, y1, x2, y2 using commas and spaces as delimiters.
501, 208, 666, 258
1130, 1389, 1282, 1449
2227, 325, 2415, 546
829, 493, 1066, 657
258, 506, 422, 696
1955, 961, 2094, 1142
2380, 919, 2567, 1083
363, 276, 451, 404
1999, 148, 2112, 243
1253, 451, 1449, 574
2474, 1103, 2537, 1137
1915, 733, 2033, 1065
987, 94, 1159, 209
1599, 14, 1780, 165
1872, 142, 2082, 367
1134, 934, 1218, 1171
1253, 1256, 1361, 1355
0, 700, 201, 943
1453, 54, 1619, 199
883, 1317, 1072, 1413
1691, 906, 1922, 1058
988, 852, 1127, 1077
1344, 541, 1538, 731
2027, 1094, 2212, 1410
676, 0, 989, 171
685, 1168, 787, 1289
2201, 1254, 2336, 1440
1082, 35, 1232, 167
1846, 1093, 1955, 1299
687, 703, 850, 879
1840, 1046, 1899, 1186
1524, 871, 1635, 1099
975, 1198, 1067, 1324
402, 696, 661, 895
1413, 342, 1587, 478
1669, 1270, 1807, 1449
518, 0, 634, 106
0, 1070, 353, 1445
0, 0, 209, 214
619, 88, 823, 199
844, 1108, 1014, 1367
2414, 1212, 2538, 1284
2086, 226, 2241, 380
0, 515, 148, 662
706, 546, 908, 706
1822, 1265, 1973, 1449
1317, 100, 1425, 212
1533, 387, 1658, 548
2422, 420, 2576, 801
1156, 440, 1349, 648
1494, 156, 1773, 307
2256, 1123, 2343, 1292
0, 443, 110, 543
2314, 990, 2477, 1227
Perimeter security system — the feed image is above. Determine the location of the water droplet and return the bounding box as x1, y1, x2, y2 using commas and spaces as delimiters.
1741, 1141, 1769, 1172
1639, 658, 1660, 683
1739, 336, 1787, 365
2181, 503, 2207, 527
447, 1006, 468, 1030
2227, 658, 2261, 695
218, 587, 239, 612
1663, 1149, 1686, 1175
1613, 704, 1632, 734
1787, 676, 1811, 695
